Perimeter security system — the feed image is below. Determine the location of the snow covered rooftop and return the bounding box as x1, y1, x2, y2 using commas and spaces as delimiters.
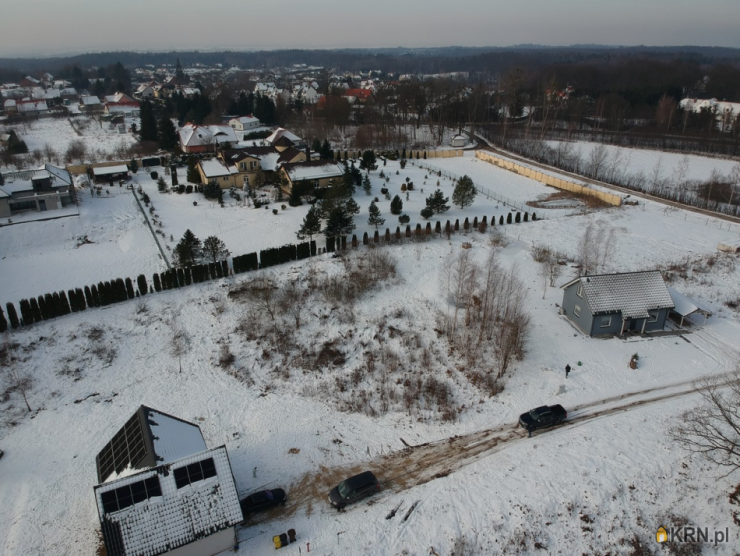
199, 158, 236, 179
266, 127, 302, 146
563, 270, 674, 319
284, 161, 344, 182
96, 405, 207, 484
93, 165, 129, 177
80, 95, 101, 105
179, 124, 238, 148
229, 115, 260, 126
94, 445, 242, 556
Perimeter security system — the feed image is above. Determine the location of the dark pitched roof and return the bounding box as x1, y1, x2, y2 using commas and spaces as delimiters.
95, 406, 206, 483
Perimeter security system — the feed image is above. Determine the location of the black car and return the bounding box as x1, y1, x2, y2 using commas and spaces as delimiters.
239, 488, 287, 516
519, 404, 567, 430
328, 471, 379, 510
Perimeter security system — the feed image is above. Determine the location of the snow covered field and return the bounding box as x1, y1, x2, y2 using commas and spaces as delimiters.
2, 115, 137, 165
542, 140, 740, 195
2, 149, 740, 555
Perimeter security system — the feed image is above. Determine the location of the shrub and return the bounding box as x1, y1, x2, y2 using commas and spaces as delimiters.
507, 213, 513, 224
363, 232, 369, 245
137, 275, 148, 296
6, 302, 19, 329
150, 171, 158, 179
515, 212, 521, 223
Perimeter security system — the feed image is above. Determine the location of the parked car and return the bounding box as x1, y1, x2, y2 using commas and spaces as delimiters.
239, 488, 287, 516
328, 471, 379, 510
519, 405, 567, 430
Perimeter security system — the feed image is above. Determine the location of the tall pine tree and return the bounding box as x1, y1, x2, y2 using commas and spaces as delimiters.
139, 100, 158, 142
367, 201, 385, 230
297, 205, 322, 242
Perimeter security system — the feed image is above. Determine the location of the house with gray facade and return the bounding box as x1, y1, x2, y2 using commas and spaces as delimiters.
0, 165, 75, 218
560, 270, 675, 337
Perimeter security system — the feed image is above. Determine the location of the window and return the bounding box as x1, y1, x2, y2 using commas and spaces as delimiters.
648, 311, 659, 323
101, 476, 162, 514
573, 304, 581, 317
600, 316, 612, 327
174, 457, 217, 489
576, 284, 583, 298
239, 163, 245, 170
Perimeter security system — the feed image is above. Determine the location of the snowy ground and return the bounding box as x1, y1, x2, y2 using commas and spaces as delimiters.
1, 115, 137, 167
544, 140, 740, 190
1, 148, 740, 555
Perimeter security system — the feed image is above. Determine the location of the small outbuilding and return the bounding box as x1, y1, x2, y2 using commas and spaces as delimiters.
560, 270, 675, 336
450, 134, 466, 147
92, 165, 129, 183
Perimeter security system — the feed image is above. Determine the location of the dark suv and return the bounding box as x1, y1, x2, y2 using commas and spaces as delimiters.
519, 404, 567, 430
328, 471, 379, 510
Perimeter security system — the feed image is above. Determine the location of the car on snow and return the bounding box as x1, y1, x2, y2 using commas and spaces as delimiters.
519, 404, 567, 431
239, 488, 287, 517
328, 470, 379, 510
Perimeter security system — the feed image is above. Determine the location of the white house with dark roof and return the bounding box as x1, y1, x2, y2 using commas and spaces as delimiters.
560, 270, 675, 336
94, 406, 243, 556
178, 124, 238, 153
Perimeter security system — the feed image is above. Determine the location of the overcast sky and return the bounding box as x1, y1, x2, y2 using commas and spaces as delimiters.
2, 0, 739, 57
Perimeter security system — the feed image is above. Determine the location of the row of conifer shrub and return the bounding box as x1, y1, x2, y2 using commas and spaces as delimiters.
329, 211, 538, 250
0, 240, 318, 331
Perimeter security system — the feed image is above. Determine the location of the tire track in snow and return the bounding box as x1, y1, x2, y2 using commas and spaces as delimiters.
274, 374, 736, 519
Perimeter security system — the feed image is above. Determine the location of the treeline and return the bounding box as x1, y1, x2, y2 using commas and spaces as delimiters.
0, 240, 317, 332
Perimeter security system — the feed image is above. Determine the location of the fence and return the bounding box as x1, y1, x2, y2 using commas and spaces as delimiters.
474, 151, 623, 207
335, 149, 463, 161
132, 189, 171, 270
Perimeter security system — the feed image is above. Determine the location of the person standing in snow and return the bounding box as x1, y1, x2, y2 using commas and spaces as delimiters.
527, 424, 534, 438
565, 364, 571, 379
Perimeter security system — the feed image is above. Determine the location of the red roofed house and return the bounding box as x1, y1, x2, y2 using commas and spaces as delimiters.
344, 89, 372, 104
104, 92, 140, 116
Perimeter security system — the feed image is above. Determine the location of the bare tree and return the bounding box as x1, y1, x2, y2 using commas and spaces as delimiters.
577, 222, 616, 276
671, 371, 740, 476
1, 333, 32, 412
586, 144, 609, 180
279, 280, 304, 329
442, 249, 477, 338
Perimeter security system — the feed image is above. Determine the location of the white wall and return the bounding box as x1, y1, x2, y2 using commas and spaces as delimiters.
166, 527, 235, 556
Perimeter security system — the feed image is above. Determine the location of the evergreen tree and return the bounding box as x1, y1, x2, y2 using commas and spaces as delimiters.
171, 165, 179, 186
0, 306, 7, 333
289, 186, 303, 207
360, 150, 378, 173
175, 58, 185, 80
390, 194, 403, 215
297, 205, 322, 242
345, 197, 360, 215
367, 201, 385, 230
500, 215, 505, 225
425, 189, 450, 214
129, 158, 138, 174
158, 115, 178, 150
324, 204, 355, 239
187, 156, 201, 184
157, 177, 168, 192
30, 298, 42, 322
202, 180, 222, 201
362, 174, 372, 195
139, 100, 158, 142
320, 139, 333, 159
6, 302, 19, 329
311, 138, 321, 153
174, 229, 202, 267
398, 214, 410, 225
202, 236, 230, 264
452, 175, 477, 209
515, 212, 521, 223
420, 206, 434, 220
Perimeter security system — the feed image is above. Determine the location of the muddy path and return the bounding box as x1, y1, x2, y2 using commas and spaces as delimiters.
241, 374, 735, 525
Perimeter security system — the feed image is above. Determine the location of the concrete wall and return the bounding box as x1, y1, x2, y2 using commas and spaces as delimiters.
0, 199, 11, 218
475, 151, 622, 207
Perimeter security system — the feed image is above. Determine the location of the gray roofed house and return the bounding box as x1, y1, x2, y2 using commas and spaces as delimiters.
560, 270, 675, 336
94, 407, 242, 556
